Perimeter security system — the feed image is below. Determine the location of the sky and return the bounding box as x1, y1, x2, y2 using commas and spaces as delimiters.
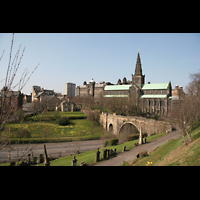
0, 33, 200, 95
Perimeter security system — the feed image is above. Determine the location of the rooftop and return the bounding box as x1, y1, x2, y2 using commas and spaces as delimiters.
140, 94, 167, 99
142, 83, 169, 90
104, 84, 132, 91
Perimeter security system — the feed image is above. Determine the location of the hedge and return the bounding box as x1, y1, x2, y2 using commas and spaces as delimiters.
136, 151, 148, 158
127, 133, 148, 141
8, 135, 101, 144
108, 138, 119, 146
127, 134, 139, 141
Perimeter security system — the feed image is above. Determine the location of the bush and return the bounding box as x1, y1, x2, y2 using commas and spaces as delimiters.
192, 131, 200, 140
104, 140, 108, 147
143, 133, 148, 138
87, 111, 100, 123
154, 114, 159, 120
108, 138, 119, 146
127, 134, 139, 141
41, 115, 52, 121
137, 151, 148, 158
56, 117, 70, 126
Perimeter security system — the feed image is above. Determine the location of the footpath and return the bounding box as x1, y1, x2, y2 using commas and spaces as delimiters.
95, 129, 182, 166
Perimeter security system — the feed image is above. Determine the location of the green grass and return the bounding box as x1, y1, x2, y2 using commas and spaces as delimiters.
30, 111, 86, 120
2, 111, 101, 144
130, 124, 200, 166
0, 131, 169, 166
131, 138, 182, 166
50, 131, 167, 166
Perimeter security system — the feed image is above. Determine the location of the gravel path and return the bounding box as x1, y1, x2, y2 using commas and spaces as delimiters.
95, 130, 182, 166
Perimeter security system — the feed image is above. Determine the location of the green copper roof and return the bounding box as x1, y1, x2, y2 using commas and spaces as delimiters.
104, 84, 132, 91
142, 83, 169, 90
103, 95, 129, 98
140, 95, 167, 98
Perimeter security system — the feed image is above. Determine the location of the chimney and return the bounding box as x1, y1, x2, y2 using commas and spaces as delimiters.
179, 86, 183, 94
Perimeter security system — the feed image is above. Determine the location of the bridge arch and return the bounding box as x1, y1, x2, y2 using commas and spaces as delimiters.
118, 122, 140, 135
108, 123, 113, 133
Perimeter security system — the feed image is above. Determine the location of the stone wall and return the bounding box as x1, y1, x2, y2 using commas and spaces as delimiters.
100, 113, 172, 136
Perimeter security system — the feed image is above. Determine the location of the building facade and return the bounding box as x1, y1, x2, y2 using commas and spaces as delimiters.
65, 83, 76, 97
76, 79, 105, 98
0, 88, 23, 113
76, 53, 183, 115
32, 86, 55, 103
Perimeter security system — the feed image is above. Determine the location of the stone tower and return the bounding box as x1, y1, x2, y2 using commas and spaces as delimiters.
132, 52, 145, 89
89, 78, 95, 96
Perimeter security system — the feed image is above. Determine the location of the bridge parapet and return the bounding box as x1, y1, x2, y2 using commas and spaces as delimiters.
100, 112, 172, 136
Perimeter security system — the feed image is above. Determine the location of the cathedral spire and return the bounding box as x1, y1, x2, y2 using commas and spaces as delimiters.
132, 52, 145, 89
135, 52, 142, 75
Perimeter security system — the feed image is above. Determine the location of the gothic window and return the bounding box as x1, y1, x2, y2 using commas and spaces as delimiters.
161, 100, 165, 106
157, 90, 161, 94
146, 90, 150, 94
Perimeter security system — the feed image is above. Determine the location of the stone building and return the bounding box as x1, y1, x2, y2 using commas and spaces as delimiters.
76, 53, 183, 115
32, 86, 55, 103
0, 88, 23, 113
47, 95, 61, 111
76, 79, 105, 98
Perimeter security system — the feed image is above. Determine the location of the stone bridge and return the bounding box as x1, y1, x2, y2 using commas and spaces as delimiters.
99, 112, 172, 137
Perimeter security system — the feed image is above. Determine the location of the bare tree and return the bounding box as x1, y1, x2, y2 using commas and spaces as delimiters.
171, 71, 200, 145
0, 33, 39, 162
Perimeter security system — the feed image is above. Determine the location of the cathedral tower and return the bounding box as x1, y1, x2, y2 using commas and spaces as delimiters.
132, 52, 145, 89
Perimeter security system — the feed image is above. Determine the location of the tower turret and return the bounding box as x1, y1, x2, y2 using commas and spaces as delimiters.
135, 52, 142, 75
132, 52, 145, 89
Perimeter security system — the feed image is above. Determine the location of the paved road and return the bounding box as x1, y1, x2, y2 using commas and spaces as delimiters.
0, 140, 104, 163
95, 129, 182, 166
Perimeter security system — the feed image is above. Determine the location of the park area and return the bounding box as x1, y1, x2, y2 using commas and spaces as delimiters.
2, 111, 101, 144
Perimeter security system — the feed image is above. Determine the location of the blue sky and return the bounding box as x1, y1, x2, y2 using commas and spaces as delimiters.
0, 33, 200, 95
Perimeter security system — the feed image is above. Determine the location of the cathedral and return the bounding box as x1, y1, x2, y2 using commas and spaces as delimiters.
76, 53, 182, 115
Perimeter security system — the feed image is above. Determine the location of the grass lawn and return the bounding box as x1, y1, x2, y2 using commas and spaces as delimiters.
50, 131, 168, 166
0, 130, 169, 166
2, 111, 101, 144
129, 125, 200, 166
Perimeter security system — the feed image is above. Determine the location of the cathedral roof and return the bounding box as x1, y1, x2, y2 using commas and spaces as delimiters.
104, 84, 132, 91
140, 95, 167, 99
142, 83, 169, 90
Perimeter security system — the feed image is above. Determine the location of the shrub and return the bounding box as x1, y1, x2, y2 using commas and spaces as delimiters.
104, 140, 108, 147
143, 133, 148, 138
154, 114, 159, 120
56, 117, 70, 126
192, 131, 200, 140
41, 115, 52, 121
136, 151, 148, 158
127, 134, 139, 141
87, 111, 100, 123
108, 138, 119, 146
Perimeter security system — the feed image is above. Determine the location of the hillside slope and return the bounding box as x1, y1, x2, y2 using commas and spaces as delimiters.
155, 137, 200, 166
131, 126, 200, 166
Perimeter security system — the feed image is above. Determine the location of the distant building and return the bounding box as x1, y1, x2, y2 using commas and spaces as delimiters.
76, 52, 184, 115
23, 94, 32, 103
76, 79, 106, 98
47, 95, 61, 111
0, 88, 23, 113
65, 83, 76, 97
31, 86, 55, 103
56, 99, 75, 112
